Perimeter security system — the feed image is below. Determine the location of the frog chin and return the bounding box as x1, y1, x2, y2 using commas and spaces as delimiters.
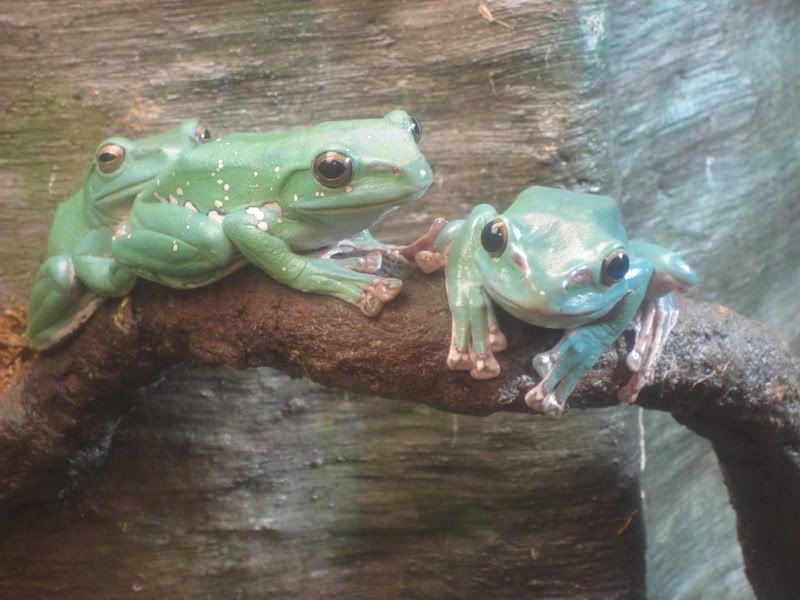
88, 181, 149, 224
484, 284, 626, 329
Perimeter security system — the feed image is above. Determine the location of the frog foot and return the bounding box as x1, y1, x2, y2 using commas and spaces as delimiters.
469, 350, 501, 379
524, 382, 565, 418
414, 250, 448, 274
356, 277, 403, 316
396, 218, 448, 260
618, 295, 679, 403
526, 351, 565, 416
446, 346, 500, 378
335, 251, 383, 274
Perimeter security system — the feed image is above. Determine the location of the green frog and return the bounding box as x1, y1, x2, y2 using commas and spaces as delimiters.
414, 186, 697, 416
26, 119, 212, 349
112, 110, 432, 315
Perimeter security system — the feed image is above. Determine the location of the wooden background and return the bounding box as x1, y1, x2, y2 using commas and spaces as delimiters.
1, 0, 798, 598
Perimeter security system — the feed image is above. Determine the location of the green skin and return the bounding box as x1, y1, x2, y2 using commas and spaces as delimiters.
26, 119, 211, 349
414, 186, 697, 417
112, 110, 432, 315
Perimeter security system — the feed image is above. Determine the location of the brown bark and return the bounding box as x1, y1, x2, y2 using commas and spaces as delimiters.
0, 265, 797, 597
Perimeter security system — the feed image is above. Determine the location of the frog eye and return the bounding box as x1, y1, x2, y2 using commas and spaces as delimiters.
409, 115, 422, 143
96, 144, 125, 174
480, 218, 508, 257
195, 124, 212, 143
602, 248, 630, 285
313, 151, 353, 188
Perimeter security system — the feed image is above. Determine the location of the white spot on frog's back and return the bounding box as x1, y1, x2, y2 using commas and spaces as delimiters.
257, 221, 269, 231
169, 195, 178, 205
214, 199, 224, 208
184, 201, 198, 212
253, 171, 259, 177
223, 183, 230, 191
273, 166, 280, 173
172, 240, 178, 252
246, 206, 265, 220
208, 210, 224, 222
176, 187, 184, 196
420, 169, 427, 177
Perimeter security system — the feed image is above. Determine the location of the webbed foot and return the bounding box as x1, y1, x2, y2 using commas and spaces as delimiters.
331, 251, 383, 274
414, 250, 449, 273
356, 277, 403, 316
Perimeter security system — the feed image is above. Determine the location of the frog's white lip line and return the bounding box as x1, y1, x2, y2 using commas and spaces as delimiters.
487, 287, 616, 321
293, 187, 428, 212
92, 181, 149, 207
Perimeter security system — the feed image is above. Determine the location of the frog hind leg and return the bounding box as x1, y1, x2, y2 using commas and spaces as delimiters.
617, 240, 696, 402
112, 201, 237, 287
25, 256, 103, 350
222, 211, 401, 316
617, 293, 680, 403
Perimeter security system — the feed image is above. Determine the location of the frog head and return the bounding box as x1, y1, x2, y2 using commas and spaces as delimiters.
83, 119, 211, 226
475, 188, 636, 329
273, 110, 433, 225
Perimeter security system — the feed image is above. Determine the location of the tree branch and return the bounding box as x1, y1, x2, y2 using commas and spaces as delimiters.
0, 266, 797, 599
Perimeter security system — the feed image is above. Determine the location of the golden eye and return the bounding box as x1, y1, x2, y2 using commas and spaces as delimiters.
195, 124, 212, 142
313, 151, 353, 188
602, 248, 630, 285
96, 144, 125, 174
480, 218, 508, 257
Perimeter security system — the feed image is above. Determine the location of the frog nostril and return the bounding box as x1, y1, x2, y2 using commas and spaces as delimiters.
569, 267, 593, 286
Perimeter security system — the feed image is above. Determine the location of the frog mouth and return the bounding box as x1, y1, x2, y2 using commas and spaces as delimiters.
92, 181, 149, 211
487, 286, 623, 326
293, 186, 429, 214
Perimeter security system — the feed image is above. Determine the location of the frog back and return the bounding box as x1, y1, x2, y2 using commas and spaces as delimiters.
506, 186, 628, 242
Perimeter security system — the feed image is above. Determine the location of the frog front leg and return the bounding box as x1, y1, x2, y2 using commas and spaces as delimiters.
222, 210, 402, 316
445, 206, 508, 377
525, 260, 653, 417
71, 227, 136, 296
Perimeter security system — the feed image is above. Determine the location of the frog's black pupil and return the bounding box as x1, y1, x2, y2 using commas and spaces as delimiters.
606, 254, 629, 281
410, 117, 421, 142
202, 129, 211, 139
481, 220, 507, 255
318, 158, 346, 180
99, 152, 117, 162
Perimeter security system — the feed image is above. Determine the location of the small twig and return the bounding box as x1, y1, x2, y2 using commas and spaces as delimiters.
478, 3, 513, 31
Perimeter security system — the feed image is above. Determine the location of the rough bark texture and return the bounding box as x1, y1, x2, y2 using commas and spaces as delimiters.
1, 267, 797, 598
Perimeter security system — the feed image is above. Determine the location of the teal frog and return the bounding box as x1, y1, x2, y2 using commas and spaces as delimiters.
414, 186, 696, 416
26, 119, 212, 349
112, 110, 432, 315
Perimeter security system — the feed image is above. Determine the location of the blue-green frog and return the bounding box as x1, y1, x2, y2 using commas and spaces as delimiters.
111, 110, 432, 315
26, 119, 212, 349
413, 186, 697, 416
